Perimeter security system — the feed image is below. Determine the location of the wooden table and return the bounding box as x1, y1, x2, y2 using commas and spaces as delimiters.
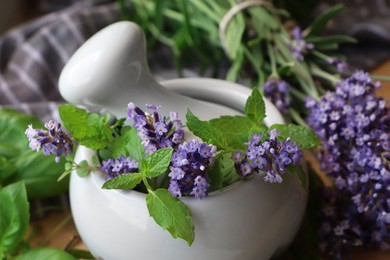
28, 61, 390, 259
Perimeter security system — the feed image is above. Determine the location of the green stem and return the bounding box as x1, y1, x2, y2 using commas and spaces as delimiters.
289, 108, 310, 128
143, 177, 153, 192
371, 74, 390, 82
312, 50, 331, 62
267, 42, 278, 77
310, 64, 339, 85
289, 86, 307, 102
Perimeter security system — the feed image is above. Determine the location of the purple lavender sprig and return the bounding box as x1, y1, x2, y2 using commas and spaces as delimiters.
101, 155, 139, 180
306, 71, 390, 255
289, 27, 314, 61
168, 140, 216, 199
25, 120, 73, 163
263, 78, 291, 114
232, 129, 302, 183
127, 102, 184, 154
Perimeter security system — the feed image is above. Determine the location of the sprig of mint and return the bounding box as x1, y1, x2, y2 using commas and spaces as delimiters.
146, 188, 195, 246
56, 90, 320, 247
102, 147, 195, 245
270, 124, 322, 149
59, 104, 113, 150
186, 88, 320, 190
186, 89, 268, 152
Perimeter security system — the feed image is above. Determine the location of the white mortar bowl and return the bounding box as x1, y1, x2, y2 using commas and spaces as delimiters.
69, 78, 307, 260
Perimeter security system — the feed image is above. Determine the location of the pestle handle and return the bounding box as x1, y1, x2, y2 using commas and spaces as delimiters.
59, 21, 240, 120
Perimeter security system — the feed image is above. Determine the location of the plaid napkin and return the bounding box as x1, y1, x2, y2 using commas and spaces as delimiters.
0, 0, 120, 121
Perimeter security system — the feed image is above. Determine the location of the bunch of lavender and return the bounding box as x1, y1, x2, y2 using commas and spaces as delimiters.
306, 71, 390, 255
263, 78, 291, 114
101, 155, 139, 180
127, 102, 184, 154
232, 129, 302, 183
289, 27, 314, 61
25, 120, 73, 163
168, 140, 216, 198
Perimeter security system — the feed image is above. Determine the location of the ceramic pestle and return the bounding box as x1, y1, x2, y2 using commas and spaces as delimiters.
58, 21, 240, 120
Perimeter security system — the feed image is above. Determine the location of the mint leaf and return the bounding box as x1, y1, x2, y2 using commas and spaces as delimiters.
112, 127, 145, 161
102, 173, 143, 190
9, 151, 69, 200
186, 110, 227, 149
288, 165, 307, 190
59, 104, 112, 150
0, 182, 29, 258
244, 89, 266, 124
17, 247, 76, 260
146, 188, 195, 245
210, 116, 256, 150
141, 148, 173, 178
0, 156, 16, 180
208, 152, 240, 191
76, 160, 90, 177
270, 124, 321, 149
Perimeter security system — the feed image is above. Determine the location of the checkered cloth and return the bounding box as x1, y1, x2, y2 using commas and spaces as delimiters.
0, 0, 121, 121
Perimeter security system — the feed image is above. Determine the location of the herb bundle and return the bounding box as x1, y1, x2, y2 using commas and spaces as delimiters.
25, 89, 319, 246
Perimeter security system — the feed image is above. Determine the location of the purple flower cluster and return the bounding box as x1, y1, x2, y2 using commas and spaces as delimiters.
289, 27, 314, 61
232, 129, 302, 183
328, 57, 349, 75
127, 103, 184, 154
168, 140, 216, 199
25, 120, 73, 163
101, 155, 139, 180
263, 78, 291, 114
305, 71, 390, 255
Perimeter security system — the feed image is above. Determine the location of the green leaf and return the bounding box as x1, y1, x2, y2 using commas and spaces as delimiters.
76, 160, 90, 177
0, 182, 29, 257
16, 247, 76, 260
307, 4, 343, 37
0, 109, 42, 151
59, 104, 112, 150
109, 127, 145, 162
0, 156, 16, 180
306, 35, 357, 45
0, 141, 20, 158
244, 89, 266, 124
6, 151, 69, 200
208, 152, 240, 191
288, 165, 307, 190
210, 116, 259, 150
66, 249, 95, 259
270, 124, 321, 149
141, 148, 173, 178
102, 173, 143, 190
92, 155, 100, 169
146, 188, 195, 245
186, 110, 227, 149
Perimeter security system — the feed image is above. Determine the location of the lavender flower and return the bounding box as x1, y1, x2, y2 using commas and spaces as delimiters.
25, 120, 73, 163
168, 140, 216, 199
263, 78, 291, 114
232, 129, 302, 183
328, 57, 349, 75
289, 27, 314, 61
127, 103, 184, 154
306, 71, 390, 255
101, 155, 139, 180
